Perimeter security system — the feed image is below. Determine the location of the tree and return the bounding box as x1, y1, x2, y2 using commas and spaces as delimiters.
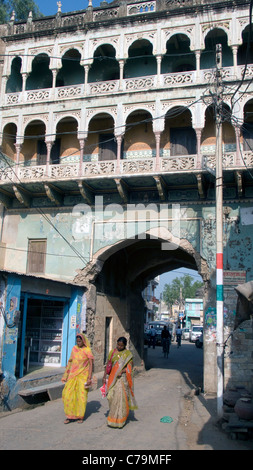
0, 0, 42, 24
163, 274, 203, 309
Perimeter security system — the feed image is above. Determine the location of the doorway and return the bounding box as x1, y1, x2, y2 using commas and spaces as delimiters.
16, 294, 68, 378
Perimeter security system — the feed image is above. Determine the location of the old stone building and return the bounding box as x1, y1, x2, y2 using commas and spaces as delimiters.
0, 0, 253, 408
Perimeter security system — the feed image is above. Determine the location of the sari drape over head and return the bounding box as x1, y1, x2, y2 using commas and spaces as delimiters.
62, 333, 94, 420
106, 348, 138, 428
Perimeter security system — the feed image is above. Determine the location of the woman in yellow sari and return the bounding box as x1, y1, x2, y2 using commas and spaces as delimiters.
103, 337, 138, 428
61, 333, 94, 424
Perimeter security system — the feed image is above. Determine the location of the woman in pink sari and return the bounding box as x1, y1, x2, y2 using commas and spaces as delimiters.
61, 333, 94, 424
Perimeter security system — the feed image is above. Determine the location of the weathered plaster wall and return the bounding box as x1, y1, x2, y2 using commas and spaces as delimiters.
1, 198, 253, 395
93, 293, 129, 372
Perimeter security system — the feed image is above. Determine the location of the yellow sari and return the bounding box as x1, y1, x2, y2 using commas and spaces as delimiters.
62, 336, 94, 421
106, 348, 138, 428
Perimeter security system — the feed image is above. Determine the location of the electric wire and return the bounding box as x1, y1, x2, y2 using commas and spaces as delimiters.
230, 0, 253, 112
0, 152, 90, 264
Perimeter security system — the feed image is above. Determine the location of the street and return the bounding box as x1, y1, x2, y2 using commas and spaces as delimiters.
0, 341, 252, 452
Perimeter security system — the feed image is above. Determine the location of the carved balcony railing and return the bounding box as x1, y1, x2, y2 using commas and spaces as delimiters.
4, 65, 253, 107
1, 151, 253, 186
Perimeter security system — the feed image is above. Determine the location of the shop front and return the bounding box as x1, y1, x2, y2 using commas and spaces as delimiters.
1, 272, 87, 382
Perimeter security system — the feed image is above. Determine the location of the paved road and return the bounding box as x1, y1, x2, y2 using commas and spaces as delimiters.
0, 342, 252, 452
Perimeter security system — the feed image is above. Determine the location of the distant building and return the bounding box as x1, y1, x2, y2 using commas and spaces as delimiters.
184, 298, 203, 328
159, 300, 170, 322
143, 277, 159, 323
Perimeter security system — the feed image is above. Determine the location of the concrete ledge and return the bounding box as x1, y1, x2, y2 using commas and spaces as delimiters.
18, 381, 64, 399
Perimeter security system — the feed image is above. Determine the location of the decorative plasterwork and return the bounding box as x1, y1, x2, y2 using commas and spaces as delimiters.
124, 31, 157, 56
23, 114, 49, 128
2, 116, 19, 127
59, 42, 85, 56
91, 36, 120, 57
86, 106, 117, 122
114, 178, 128, 202
13, 185, 31, 207
123, 103, 156, 121
27, 46, 54, 71
53, 110, 81, 122
201, 21, 231, 47
161, 26, 195, 53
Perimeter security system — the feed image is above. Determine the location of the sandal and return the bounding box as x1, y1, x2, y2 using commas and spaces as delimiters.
64, 419, 71, 424
77, 419, 84, 423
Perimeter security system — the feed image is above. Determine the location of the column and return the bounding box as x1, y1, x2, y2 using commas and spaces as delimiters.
156, 55, 162, 86
232, 45, 238, 77
79, 138, 85, 176
46, 141, 52, 176
195, 50, 201, 81
116, 135, 123, 172
155, 132, 161, 171
84, 65, 90, 96
195, 128, 202, 169
235, 125, 242, 166
52, 69, 57, 96
119, 60, 124, 91
15, 143, 21, 179
21, 73, 27, 102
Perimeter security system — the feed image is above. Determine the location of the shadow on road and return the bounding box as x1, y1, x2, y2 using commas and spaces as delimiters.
145, 342, 253, 450
145, 341, 203, 390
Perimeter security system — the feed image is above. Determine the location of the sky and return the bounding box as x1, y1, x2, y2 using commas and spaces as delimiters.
155, 269, 203, 298
36, 0, 111, 16
34, 0, 203, 295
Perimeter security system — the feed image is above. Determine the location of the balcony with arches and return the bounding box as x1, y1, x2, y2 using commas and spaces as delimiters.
3, 26, 253, 106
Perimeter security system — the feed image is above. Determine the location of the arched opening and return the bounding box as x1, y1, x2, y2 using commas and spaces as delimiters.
54, 117, 79, 164
56, 49, 84, 87
237, 25, 253, 66
85, 113, 116, 161
2, 123, 17, 162
6, 57, 22, 93
124, 39, 156, 78
161, 107, 196, 156
26, 54, 52, 90
88, 44, 119, 83
242, 99, 253, 152
124, 110, 155, 159
200, 28, 233, 69
22, 120, 47, 166
161, 34, 195, 74
201, 104, 236, 153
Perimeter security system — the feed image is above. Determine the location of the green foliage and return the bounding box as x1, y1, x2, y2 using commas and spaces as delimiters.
163, 274, 203, 308
0, 0, 42, 24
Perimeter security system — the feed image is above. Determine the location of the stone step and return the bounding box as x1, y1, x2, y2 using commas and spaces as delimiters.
18, 381, 64, 401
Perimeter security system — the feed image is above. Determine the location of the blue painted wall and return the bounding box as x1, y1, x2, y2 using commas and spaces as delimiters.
2, 275, 21, 377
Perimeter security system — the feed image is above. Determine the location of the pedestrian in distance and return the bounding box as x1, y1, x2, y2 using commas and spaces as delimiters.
176, 326, 182, 348
149, 325, 157, 349
103, 336, 138, 428
61, 333, 94, 424
161, 325, 171, 358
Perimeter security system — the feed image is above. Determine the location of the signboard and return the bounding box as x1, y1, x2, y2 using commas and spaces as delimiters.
223, 271, 246, 286
76, 293, 86, 334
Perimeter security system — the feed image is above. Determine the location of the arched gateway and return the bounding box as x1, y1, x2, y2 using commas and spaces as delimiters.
73, 230, 210, 387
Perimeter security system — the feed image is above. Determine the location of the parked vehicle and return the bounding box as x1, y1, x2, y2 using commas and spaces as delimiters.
182, 328, 190, 340
144, 321, 173, 345
189, 325, 203, 342
195, 333, 203, 348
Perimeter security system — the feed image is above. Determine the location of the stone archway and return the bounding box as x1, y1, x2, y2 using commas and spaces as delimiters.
73, 231, 210, 374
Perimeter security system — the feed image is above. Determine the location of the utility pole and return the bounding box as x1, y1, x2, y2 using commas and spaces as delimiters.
215, 44, 224, 418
